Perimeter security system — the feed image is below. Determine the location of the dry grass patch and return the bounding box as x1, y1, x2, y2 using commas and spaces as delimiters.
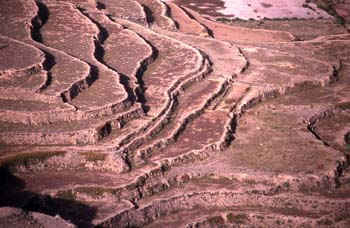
79, 151, 107, 163
0, 151, 65, 171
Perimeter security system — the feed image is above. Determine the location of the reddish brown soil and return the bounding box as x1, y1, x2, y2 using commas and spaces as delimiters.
1, 0, 350, 227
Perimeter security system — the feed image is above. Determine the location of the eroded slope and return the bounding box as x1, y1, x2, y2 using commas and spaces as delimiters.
1, 0, 350, 227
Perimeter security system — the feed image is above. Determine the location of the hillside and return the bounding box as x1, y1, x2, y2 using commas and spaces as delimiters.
0, 0, 350, 227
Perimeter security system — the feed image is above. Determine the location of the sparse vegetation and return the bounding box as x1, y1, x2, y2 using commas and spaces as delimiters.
216, 17, 233, 23
56, 189, 76, 201
75, 186, 119, 197
336, 102, 350, 110
317, 218, 333, 225
310, 0, 346, 25
260, 3, 273, 8
1, 0, 350, 227
0, 151, 65, 171
298, 183, 312, 194
207, 215, 225, 225
79, 151, 107, 162
282, 182, 290, 190
345, 132, 350, 145
302, 3, 316, 11
244, 178, 257, 185
227, 213, 249, 224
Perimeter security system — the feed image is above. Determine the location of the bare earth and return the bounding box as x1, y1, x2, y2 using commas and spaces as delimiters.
1, 0, 350, 227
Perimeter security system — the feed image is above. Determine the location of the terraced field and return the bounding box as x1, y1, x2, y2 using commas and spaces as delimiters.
1, 0, 350, 227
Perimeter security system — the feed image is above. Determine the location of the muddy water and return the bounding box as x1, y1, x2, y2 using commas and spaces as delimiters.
170, 0, 332, 20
